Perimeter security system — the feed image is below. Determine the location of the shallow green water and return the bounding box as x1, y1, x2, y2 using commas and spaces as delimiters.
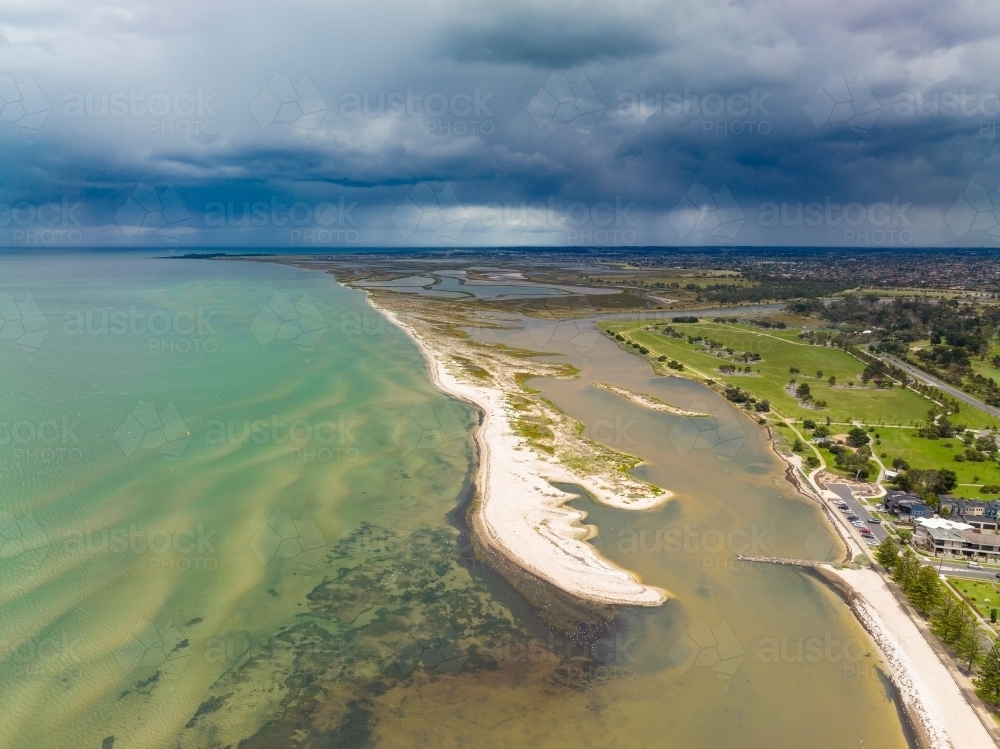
0, 252, 480, 748
0, 253, 913, 749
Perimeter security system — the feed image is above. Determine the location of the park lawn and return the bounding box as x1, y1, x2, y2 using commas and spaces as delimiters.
949, 577, 1000, 620
969, 341, 1000, 384
609, 321, 964, 426
874, 427, 1000, 493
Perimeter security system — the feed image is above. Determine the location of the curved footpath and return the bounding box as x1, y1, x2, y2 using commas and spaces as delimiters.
371, 298, 668, 607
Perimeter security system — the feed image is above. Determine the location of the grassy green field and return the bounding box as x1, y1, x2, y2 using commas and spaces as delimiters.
875, 427, 1000, 492
608, 320, 1000, 429
970, 341, 1000, 384
949, 577, 1000, 620
607, 319, 1000, 487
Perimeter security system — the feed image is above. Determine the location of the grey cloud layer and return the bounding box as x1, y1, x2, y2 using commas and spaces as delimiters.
2, 0, 1000, 248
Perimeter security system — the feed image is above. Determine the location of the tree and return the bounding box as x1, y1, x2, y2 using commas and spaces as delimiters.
874, 536, 899, 571
909, 565, 944, 614
847, 427, 870, 447
931, 598, 961, 644
796, 382, 811, 398
817, 370, 823, 378
828, 375, 837, 386
892, 549, 921, 593
958, 620, 988, 672
975, 641, 1000, 705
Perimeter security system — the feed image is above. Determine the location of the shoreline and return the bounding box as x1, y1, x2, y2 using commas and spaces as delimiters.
368, 295, 669, 608
822, 565, 997, 749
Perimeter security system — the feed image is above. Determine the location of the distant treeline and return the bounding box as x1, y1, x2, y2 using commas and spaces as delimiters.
693, 279, 849, 304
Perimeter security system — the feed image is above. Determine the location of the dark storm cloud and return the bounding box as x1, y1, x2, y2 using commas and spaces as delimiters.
442, 17, 662, 67
3, 0, 1000, 247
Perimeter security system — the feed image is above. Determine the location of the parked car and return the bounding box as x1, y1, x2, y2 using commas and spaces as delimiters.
852, 520, 864, 528
859, 527, 873, 537
969, 562, 983, 570
846, 514, 859, 522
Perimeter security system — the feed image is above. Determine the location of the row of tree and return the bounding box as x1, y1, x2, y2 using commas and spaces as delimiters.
874, 537, 1000, 704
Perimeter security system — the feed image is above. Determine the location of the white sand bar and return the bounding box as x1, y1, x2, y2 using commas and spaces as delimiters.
373, 300, 667, 607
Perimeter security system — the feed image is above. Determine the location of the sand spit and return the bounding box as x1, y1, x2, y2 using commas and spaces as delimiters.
369, 298, 668, 607
593, 383, 710, 416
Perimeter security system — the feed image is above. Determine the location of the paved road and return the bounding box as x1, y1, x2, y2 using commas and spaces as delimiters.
933, 563, 1000, 581
827, 483, 888, 544
878, 353, 1000, 420
827, 483, 1000, 579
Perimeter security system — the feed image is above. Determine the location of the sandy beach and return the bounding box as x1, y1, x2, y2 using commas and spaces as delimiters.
370, 298, 669, 607
827, 567, 997, 749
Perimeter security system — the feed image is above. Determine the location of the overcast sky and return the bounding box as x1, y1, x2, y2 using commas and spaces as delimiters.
3, 0, 1000, 249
